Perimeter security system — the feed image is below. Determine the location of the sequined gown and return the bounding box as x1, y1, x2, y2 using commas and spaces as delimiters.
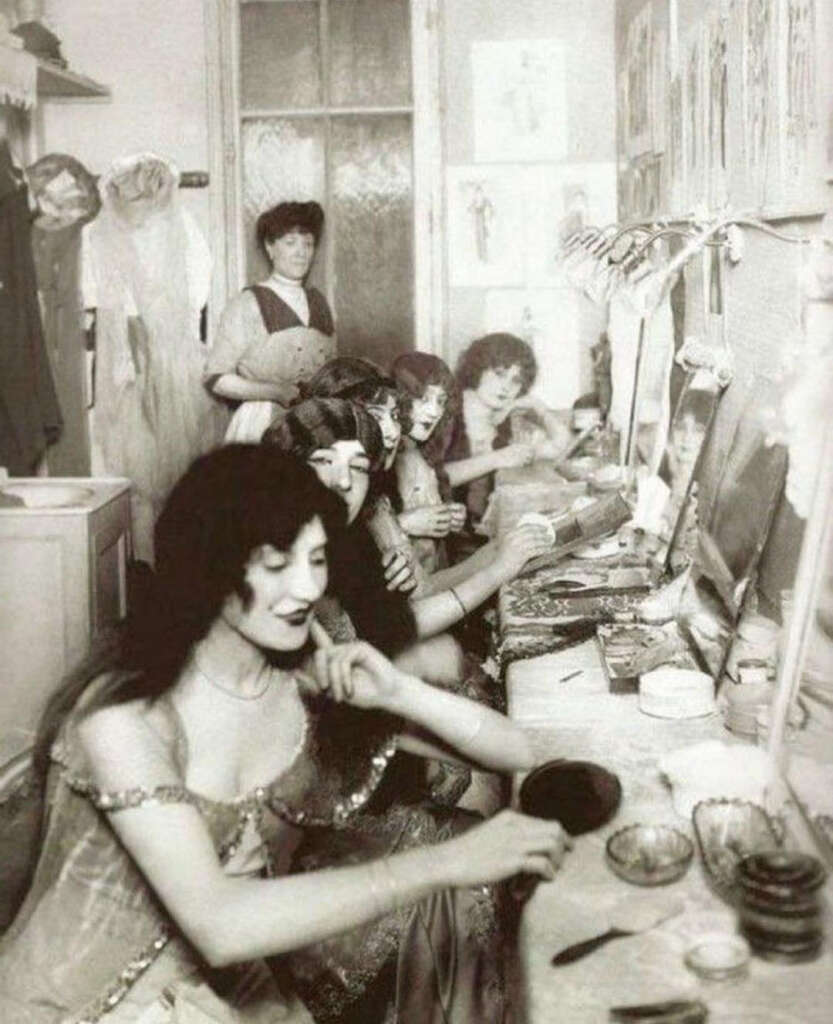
0, 679, 505, 1024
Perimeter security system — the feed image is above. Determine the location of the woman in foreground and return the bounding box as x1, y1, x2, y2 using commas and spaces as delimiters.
0, 445, 570, 1024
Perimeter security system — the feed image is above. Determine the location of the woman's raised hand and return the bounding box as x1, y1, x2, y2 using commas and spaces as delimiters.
441, 810, 572, 887
446, 502, 468, 532
381, 549, 418, 592
492, 443, 536, 470
496, 521, 554, 578
307, 619, 402, 710
398, 503, 455, 538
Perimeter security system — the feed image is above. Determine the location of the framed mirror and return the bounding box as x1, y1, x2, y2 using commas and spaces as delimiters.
770, 410, 833, 867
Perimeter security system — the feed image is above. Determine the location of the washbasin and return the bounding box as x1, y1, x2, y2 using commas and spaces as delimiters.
0, 482, 95, 508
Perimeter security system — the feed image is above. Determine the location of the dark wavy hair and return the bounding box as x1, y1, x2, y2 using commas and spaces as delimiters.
390, 351, 459, 466
301, 356, 399, 409
263, 396, 386, 472
33, 445, 344, 778
256, 200, 325, 254
455, 332, 538, 396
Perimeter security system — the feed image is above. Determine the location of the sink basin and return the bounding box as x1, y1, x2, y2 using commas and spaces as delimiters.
0, 482, 95, 508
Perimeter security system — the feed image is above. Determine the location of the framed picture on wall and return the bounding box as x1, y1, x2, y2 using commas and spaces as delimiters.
625, 2, 653, 157
741, 0, 779, 209
682, 22, 706, 212
446, 165, 525, 287
471, 39, 567, 163
705, 4, 730, 209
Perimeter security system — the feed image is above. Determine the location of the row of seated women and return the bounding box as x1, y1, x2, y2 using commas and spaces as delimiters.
0, 203, 573, 1023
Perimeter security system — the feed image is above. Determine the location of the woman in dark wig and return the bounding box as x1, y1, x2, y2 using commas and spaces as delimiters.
389, 352, 469, 574
205, 200, 336, 442
0, 444, 571, 1024
445, 332, 570, 530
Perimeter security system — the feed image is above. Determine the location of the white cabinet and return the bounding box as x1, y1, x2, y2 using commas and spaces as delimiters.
0, 478, 131, 762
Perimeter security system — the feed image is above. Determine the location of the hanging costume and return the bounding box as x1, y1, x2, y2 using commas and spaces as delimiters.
0, 140, 62, 473
81, 153, 224, 562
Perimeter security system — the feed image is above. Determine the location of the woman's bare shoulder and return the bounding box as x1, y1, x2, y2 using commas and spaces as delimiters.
77, 694, 183, 790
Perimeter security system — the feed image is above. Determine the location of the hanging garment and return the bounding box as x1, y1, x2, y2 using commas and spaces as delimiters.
81, 153, 225, 561
0, 140, 62, 473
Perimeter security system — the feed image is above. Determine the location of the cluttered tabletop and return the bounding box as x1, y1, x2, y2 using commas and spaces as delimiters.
484, 429, 833, 1024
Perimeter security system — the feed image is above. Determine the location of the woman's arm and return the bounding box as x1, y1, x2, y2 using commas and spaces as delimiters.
210, 372, 299, 404
79, 704, 567, 968
307, 628, 536, 773
409, 522, 554, 636
444, 444, 534, 488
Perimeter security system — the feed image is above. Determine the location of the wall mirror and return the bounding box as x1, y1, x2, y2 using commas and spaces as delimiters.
770, 411, 833, 867
679, 401, 788, 688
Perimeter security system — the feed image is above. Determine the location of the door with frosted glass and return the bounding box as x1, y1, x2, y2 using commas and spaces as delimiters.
238, 0, 414, 366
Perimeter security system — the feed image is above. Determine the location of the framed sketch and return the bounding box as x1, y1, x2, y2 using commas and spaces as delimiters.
446, 166, 525, 287
777, 0, 820, 205
523, 163, 617, 287
682, 23, 706, 211
625, 2, 653, 157
742, 0, 778, 208
471, 39, 567, 163
705, 5, 730, 209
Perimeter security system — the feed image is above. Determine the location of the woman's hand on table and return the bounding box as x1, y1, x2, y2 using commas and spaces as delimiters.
381, 549, 418, 592
440, 810, 573, 887
398, 504, 455, 538
493, 443, 536, 470
495, 522, 554, 579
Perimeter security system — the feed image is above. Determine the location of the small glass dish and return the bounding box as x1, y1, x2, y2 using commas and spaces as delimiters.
692, 798, 783, 905
684, 932, 750, 981
605, 824, 694, 885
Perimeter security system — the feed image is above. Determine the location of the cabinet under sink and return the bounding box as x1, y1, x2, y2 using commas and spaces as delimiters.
0, 478, 132, 764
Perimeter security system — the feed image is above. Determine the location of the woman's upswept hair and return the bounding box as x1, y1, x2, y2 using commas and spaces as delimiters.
301, 356, 399, 409
455, 332, 538, 396
34, 445, 343, 776
264, 396, 386, 472
256, 199, 325, 253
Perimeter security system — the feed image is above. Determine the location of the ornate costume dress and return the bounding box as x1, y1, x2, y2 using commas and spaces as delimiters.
0, 678, 505, 1024
206, 280, 335, 444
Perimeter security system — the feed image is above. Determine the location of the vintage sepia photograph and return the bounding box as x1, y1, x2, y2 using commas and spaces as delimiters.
1, 1, 832, 1022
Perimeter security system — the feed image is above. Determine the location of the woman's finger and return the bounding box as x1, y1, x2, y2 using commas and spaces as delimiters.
386, 567, 414, 591
313, 648, 331, 693
309, 617, 334, 650
521, 854, 557, 881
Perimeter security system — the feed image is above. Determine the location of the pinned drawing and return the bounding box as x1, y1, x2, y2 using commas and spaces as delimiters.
447, 166, 525, 287
472, 40, 567, 162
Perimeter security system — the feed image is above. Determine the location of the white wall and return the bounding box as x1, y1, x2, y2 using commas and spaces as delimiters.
440, 0, 618, 405
41, 0, 210, 232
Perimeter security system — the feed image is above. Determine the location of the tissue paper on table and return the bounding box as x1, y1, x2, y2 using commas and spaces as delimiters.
658, 740, 776, 819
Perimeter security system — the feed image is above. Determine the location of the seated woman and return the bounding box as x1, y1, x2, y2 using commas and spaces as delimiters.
205, 201, 336, 442
389, 352, 468, 574
301, 359, 555, 641
444, 333, 571, 532
0, 445, 570, 1024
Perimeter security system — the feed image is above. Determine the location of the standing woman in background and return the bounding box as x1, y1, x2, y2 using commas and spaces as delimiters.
205, 201, 336, 442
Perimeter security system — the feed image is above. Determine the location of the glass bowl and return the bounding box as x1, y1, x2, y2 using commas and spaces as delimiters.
692, 798, 783, 905
605, 823, 694, 885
